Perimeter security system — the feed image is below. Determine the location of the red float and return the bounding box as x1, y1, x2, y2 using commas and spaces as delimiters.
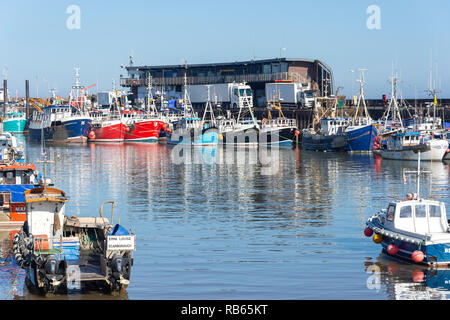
412, 250, 425, 263
364, 227, 373, 237
387, 244, 399, 255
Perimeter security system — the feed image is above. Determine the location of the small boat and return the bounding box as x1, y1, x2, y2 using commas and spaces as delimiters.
12, 161, 135, 294
379, 132, 448, 161
3, 112, 27, 133
0, 162, 39, 229
365, 152, 450, 267
0, 132, 25, 163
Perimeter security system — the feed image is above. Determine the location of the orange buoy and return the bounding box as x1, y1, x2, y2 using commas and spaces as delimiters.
373, 234, 382, 244
387, 244, 399, 255
88, 131, 96, 140
412, 250, 425, 263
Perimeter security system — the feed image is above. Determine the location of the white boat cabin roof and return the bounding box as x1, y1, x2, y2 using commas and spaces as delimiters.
383, 196, 448, 236
320, 118, 349, 135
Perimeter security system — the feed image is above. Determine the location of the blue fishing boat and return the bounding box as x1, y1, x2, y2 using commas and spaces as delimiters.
345, 121, 378, 152
344, 70, 379, 152
28, 105, 91, 143
365, 153, 450, 267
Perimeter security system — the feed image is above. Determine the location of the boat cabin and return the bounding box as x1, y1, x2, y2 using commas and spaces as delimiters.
386, 132, 422, 150
320, 118, 349, 136
383, 198, 449, 235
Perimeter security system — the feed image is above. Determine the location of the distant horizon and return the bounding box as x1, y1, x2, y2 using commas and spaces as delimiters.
2, 1, 449, 100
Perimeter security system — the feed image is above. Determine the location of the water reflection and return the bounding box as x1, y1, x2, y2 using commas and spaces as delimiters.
365, 254, 450, 300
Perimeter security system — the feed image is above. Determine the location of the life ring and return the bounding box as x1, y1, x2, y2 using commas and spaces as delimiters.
262, 118, 268, 125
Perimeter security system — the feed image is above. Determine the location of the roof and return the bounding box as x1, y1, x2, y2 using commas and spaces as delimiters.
0, 163, 36, 171
125, 57, 323, 71
24, 187, 67, 203
393, 132, 421, 137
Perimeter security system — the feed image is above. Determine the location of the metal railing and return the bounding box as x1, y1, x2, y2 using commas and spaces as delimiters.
120, 72, 310, 87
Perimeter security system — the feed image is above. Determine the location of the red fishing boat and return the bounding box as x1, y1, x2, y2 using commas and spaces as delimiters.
122, 111, 166, 142
88, 111, 127, 142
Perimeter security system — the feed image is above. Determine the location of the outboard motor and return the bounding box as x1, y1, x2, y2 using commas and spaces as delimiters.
45, 255, 59, 275
111, 253, 123, 277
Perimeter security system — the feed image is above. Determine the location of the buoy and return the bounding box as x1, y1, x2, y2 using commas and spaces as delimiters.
412, 269, 425, 283
387, 244, 399, 255
88, 131, 96, 140
412, 250, 425, 263
364, 227, 373, 237
373, 234, 383, 244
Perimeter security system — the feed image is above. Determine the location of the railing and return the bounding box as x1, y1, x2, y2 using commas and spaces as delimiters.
120, 72, 310, 87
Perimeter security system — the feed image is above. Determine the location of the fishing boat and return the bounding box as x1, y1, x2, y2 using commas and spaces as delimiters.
301, 85, 350, 151
259, 93, 299, 147
344, 70, 378, 152
122, 76, 166, 143
167, 85, 219, 146
302, 117, 349, 151
12, 158, 135, 294
28, 69, 91, 143
378, 132, 448, 161
3, 112, 27, 133
365, 152, 450, 267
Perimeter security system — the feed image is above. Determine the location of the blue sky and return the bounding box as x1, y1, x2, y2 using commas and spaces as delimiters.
1, 0, 450, 99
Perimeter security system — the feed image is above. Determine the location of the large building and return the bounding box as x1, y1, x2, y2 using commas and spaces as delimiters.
120, 57, 333, 108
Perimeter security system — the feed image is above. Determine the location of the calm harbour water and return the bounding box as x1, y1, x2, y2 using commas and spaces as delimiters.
1, 134, 450, 300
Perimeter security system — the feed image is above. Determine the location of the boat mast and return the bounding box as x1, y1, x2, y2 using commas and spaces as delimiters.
202, 85, 216, 125
182, 68, 194, 118
146, 73, 157, 114
353, 69, 371, 124
72, 67, 84, 111
382, 73, 404, 132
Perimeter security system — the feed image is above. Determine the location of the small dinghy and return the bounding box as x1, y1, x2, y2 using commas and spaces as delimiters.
365, 152, 450, 267
12, 175, 135, 294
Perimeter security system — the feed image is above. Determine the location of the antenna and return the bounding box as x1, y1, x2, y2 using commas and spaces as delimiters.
402, 151, 430, 199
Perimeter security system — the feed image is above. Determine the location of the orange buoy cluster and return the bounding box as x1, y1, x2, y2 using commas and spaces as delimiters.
88, 131, 96, 140
365, 226, 426, 264
373, 136, 381, 150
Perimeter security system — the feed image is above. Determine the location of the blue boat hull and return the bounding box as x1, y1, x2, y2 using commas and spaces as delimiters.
29, 118, 91, 142
381, 238, 450, 266
345, 124, 378, 152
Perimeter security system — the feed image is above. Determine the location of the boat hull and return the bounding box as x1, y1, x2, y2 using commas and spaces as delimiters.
89, 122, 127, 142
259, 126, 297, 147
3, 119, 27, 133
167, 127, 220, 146
124, 119, 164, 142
28, 118, 91, 143
302, 131, 347, 151
345, 124, 378, 152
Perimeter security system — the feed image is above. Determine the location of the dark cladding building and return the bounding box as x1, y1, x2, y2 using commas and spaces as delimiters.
120, 57, 333, 107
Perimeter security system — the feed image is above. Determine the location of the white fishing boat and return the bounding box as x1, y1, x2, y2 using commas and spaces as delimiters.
379, 132, 448, 161
365, 152, 450, 267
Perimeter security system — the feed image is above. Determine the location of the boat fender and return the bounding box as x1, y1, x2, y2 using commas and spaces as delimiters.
364, 227, 373, 237
88, 131, 96, 140
373, 234, 382, 244
45, 255, 59, 275
412, 250, 425, 263
13, 233, 20, 244
387, 244, 399, 255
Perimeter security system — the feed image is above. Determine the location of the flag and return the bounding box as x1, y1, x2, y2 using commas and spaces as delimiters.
434, 95, 438, 106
